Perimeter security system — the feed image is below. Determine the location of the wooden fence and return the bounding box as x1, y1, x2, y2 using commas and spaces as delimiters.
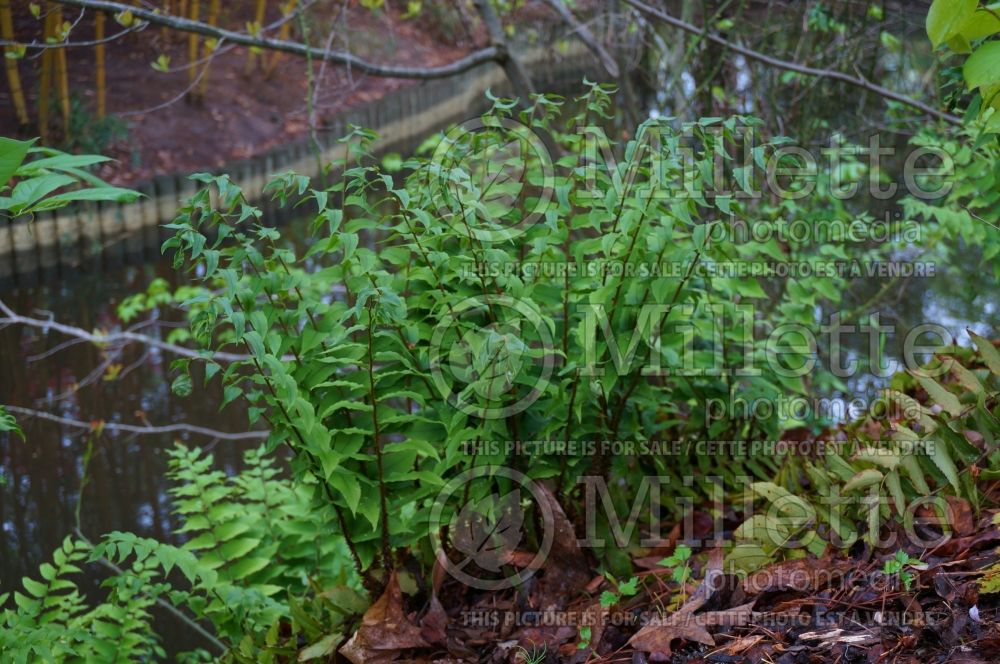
0, 44, 598, 289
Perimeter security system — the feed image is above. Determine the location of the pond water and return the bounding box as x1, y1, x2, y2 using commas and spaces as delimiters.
0, 259, 253, 653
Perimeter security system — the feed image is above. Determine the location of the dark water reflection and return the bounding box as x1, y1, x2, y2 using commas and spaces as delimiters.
0, 259, 260, 653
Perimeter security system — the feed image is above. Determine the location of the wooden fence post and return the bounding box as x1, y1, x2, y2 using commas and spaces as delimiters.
10, 216, 38, 285
0, 214, 12, 286
56, 205, 81, 270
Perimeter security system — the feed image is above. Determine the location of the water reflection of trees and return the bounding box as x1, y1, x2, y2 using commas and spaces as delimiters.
0, 268, 256, 597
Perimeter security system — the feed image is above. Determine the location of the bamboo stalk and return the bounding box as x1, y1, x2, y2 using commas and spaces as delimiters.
53, 7, 71, 141
264, 0, 296, 79
161, 0, 171, 40
244, 0, 266, 74
186, 0, 199, 93
177, 0, 188, 39
95, 10, 106, 118
0, 0, 28, 125
38, 7, 57, 142
194, 0, 220, 99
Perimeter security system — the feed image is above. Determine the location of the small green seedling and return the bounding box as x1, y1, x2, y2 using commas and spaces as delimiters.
599, 574, 641, 608
658, 544, 693, 585
577, 625, 592, 650
883, 550, 927, 590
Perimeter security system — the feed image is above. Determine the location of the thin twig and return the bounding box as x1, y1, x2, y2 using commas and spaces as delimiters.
0, 298, 265, 362
623, 0, 961, 126
4, 405, 269, 441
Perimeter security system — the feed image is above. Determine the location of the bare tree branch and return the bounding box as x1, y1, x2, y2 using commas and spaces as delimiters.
543, 0, 619, 78
0, 298, 256, 362
624, 0, 962, 126
473, 0, 535, 99
50, 0, 501, 80
4, 405, 268, 441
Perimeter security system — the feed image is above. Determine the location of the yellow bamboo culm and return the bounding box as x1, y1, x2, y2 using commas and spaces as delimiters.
38, 7, 57, 143
53, 7, 71, 141
161, 0, 171, 41
95, 11, 106, 119
244, 0, 267, 75
195, 0, 221, 100
265, 0, 297, 79
186, 0, 200, 94
178, 0, 189, 38
0, 0, 29, 126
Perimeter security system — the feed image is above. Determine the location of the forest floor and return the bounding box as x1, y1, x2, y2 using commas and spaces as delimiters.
344, 495, 1000, 663
340, 492, 1000, 664
1, 2, 493, 185
342, 358, 1000, 663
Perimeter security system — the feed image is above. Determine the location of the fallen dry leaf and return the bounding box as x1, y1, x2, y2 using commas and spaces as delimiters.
946, 497, 976, 537
340, 572, 430, 664
534, 484, 590, 606
628, 606, 716, 656
740, 557, 851, 596
722, 633, 765, 655
629, 550, 734, 656
420, 595, 448, 646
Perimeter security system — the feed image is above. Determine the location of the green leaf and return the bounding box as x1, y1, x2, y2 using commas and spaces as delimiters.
965, 41, 1000, 90
0, 137, 34, 189
885, 470, 906, 513
225, 556, 270, 579
970, 331, 1000, 375
10, 173, 75, 207
842, 468, 883, 492
37, 185, 140, 208
618, 576, 639, 596
219, 537, 261, 560
20, 153, 110, 172
913, 373, 963, 417
299, 633, 342, 661
955, 8, 1000, 43
927, 438, 961, 493
171, 374, 193, 398
0, 405, 24, 441
21, 577, 47, 598
926, 0, 978, 48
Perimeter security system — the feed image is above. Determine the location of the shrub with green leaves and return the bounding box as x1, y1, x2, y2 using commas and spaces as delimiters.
926, 0, 1000, 128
